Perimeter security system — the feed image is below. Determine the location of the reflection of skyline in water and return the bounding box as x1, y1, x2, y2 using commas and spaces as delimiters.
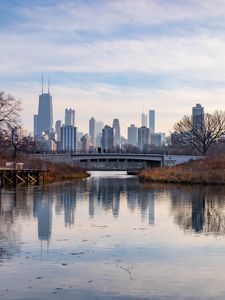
2, 178, 225, 251
2, 177, 225, 300
0, 177, 156, 247
170, 186, 225, 235
86, 177, 155, 224
55, 188, 76, 227
34, 195, 52, 241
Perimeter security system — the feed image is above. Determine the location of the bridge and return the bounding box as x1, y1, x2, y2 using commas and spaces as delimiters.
31, 153, 202, 172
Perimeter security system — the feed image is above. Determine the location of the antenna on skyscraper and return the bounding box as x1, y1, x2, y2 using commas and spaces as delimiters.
41, 75, 44, 94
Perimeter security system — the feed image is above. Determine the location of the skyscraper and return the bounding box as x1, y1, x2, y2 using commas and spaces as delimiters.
141, 113, 148, 127
112, 118, 120, 147
149, 110, 155, 133
102, 125, 114, 151
34, 114, 38, 137
128, 124, 138, 146
81, 134, 91, 153
34, 78, 53, 138
89, 117, 96, 147
61, 125, 76, 151
65, 108, 75, 126
37, 93, 53, 136
192, 103, 204, 131
150, 133, 161, 146
96, 121, 105, 136
55, 120, 62, 142
138, 126, 150, 150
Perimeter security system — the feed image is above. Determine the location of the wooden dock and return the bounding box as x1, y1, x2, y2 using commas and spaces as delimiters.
0, 169, 46, 187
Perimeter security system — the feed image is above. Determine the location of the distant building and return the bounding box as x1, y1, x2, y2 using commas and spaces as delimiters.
149, 110, 155, 133
61, 125, 76, 151
192, 103, 204, 131
55, 120, 62, 142
128, 124, 138, 146
12, 126, 24, 142
159, 132, 166, 145
96, 121, 104, 136
138, 126, 150, 150
65, 108, 75, 127
37, 92, 53, 137
34, 79, 53, 139
34, 114, 38, 137
81, 134, 91, 153
89, 117, 96, 147
95, 121, 104, 147
96, 133, 102, 148
112, 118, 121, 147
150, 133, 161, 146
141, 113, 148, 127
102, 125, 114, 151
36, 138, 57, 152
171, 132, 184, 147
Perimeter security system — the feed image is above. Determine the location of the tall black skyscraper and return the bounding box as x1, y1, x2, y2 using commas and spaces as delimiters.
34, 77, 53, 138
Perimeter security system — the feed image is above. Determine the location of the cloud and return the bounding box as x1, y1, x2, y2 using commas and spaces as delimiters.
1, 32, 225, 81
1, 0, 225, 135
14, 0, 225, 33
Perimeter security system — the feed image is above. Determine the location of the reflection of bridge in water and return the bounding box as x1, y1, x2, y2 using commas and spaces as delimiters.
33, 153, 201, 172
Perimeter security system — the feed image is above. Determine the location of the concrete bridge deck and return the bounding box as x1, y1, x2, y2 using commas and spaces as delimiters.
30, 153, 202, 172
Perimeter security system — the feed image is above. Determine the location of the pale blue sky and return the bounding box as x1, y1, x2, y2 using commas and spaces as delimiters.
1, 0, 225, 135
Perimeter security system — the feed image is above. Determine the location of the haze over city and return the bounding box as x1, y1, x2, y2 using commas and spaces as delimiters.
1, 0, 225, 135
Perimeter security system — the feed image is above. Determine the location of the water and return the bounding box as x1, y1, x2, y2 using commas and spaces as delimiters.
1, 172, 225, 299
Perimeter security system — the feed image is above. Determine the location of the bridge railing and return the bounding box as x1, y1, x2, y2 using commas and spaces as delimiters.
25, 149, 168, 155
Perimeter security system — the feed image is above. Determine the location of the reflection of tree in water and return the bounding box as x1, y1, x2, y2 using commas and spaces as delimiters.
0, 188, 32, 260
170, 186, 225, 235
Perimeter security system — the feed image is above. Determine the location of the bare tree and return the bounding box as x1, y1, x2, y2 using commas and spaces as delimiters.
0, 91, 21, 130
174, 111, 225, 155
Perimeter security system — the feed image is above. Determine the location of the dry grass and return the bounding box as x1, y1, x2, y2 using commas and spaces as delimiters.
139, 155, 225, 184
44, 163, 89, 183
0, 155, 89, 183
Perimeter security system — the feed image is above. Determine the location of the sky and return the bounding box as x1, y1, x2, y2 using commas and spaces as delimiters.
1, 0, 225, 136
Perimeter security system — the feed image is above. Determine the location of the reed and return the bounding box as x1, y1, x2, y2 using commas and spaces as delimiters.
139, 155, 225, 184
0, 155, 89, 183
44, 162, 89, 183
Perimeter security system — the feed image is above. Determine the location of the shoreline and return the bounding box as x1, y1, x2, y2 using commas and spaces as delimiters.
138, 155, 225, 185
44, 169, 90, 183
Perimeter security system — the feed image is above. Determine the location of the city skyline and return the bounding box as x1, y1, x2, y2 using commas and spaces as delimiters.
1, 1, 225, 135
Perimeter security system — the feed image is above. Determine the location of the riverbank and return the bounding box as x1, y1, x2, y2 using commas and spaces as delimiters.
0, 156, 89, 183
139, 155, 225, 184
44, 163, 89, 183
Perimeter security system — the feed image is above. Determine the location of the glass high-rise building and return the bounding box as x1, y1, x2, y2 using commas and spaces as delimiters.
33, 114, 38, 137
192, 103, 204, 131
61, 126, 77, 151
112, 118, 120, 147
138, 126, 150, 150
102, 125, 114, 151
141, 113, 148, 127
128, 124, 138, 146
65, 108, 75, 127
55, 120, 62, 142
89, 117, 96, 147
149, 110, 155, 133
37, 92, 53, 136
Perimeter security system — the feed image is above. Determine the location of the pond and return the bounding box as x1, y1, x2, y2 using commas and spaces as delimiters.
0, 171, 225, 299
